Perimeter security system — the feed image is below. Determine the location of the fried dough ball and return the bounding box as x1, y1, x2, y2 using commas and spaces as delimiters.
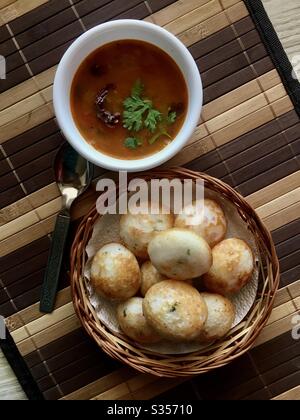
148, 228, 212, 280
175, 199, 227, 247
140, 261, 167, 297
91, 243, 140, 300
117, 297, 161, 344
203, 238, 254, 294
143, 280, 208, 342
120, 207, 174, 259
198, 293, 235, 342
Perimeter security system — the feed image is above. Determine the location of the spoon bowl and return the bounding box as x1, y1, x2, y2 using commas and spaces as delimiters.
54, 143, 93, 210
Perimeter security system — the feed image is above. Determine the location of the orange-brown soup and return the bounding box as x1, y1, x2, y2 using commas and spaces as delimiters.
71, 40, 188, 159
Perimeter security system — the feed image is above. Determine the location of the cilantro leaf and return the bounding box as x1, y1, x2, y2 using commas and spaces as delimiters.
169, 302, 179, 313
123, 106, 148, 132
124, 137, 142, 149
131, 79, 144, 98
167, 110, 177, 125
144, 108, 162, 133
123, 80, 162, 133
149, 129, 172, 145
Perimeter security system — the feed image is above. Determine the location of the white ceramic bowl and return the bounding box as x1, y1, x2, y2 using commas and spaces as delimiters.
53, 20, 203, 172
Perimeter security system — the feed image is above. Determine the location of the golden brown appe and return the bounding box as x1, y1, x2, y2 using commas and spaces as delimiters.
143, 280, 208, 342
140, 261, 167, 297
197, 293, 235, 342
117, 297, 161, 344
120, 211, 174, 259
175, 199, 227, 247
91, 243, 141, 300
203, 238, 254, 294
148, 228, 212, 280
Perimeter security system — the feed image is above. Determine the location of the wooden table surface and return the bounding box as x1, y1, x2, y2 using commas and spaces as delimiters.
263, 0, 300, 61
0, 0, 299, 400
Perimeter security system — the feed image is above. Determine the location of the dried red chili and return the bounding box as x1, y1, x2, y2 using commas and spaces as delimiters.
95, 84, 121, 127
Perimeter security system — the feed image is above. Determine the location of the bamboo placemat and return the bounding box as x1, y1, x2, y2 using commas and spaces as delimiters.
0, 0, 300, 401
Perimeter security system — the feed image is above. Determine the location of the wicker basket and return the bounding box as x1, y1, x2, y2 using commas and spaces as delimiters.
70, 168, 280, 378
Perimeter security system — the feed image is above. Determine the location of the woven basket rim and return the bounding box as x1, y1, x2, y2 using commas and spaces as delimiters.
70, 168, 280, 378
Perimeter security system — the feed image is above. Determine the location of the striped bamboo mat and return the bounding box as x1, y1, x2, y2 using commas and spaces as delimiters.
0, 0, 300, 401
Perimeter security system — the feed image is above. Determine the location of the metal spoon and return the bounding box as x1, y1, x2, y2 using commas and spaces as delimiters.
40, 143, 94, 313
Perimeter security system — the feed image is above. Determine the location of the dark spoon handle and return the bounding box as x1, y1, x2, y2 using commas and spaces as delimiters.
40, 209, 71, 314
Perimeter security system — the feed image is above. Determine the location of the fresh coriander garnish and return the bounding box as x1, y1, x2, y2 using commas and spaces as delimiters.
144, 109, 163, 132
123, 80, 162, 133
170, 302, 179, 313
148, 108, 178, 144
131, 79, 144, 98
148, 129, 172, 145
124, 137, 142, 149
167, 110, 177, 125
